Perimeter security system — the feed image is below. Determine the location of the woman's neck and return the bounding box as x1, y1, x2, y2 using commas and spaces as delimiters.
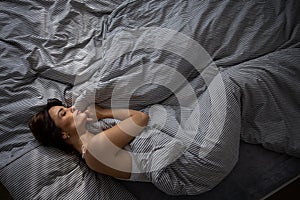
71, 135, 83, 154
71, 131, 94, 155
79, 131, 94, 147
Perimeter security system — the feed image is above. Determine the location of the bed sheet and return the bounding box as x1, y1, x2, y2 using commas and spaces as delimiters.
1, 0, 300, 198
0, 0, 136, 199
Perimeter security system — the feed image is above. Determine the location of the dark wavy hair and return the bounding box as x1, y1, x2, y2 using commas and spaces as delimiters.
28, 98, 74, 153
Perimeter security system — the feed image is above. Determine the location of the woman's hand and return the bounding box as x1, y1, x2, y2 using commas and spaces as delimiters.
85, 104, 107, 121
85, 104, 98, 122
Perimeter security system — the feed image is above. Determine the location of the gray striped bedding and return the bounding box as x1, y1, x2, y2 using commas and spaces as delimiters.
1, 0, 299, 198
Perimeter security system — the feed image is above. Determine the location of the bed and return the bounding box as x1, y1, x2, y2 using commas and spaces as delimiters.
1, 0, 300, 199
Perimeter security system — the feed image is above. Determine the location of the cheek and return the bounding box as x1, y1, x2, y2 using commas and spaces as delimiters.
74, 113, 87, 127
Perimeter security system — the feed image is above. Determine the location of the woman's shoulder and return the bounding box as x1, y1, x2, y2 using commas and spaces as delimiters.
84, 140, 131, 179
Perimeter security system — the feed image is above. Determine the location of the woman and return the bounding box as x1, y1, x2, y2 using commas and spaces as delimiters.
28, 98, 149, 180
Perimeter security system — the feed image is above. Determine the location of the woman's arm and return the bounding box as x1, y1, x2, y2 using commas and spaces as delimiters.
86, 105, 149, 148
85, 106, 149, 178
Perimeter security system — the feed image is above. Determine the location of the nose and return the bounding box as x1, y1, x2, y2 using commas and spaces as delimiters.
67, 106, 74, 113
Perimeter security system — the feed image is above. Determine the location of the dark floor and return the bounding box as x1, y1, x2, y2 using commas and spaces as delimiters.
264, 177, 300, 200
0, 184, 13, 200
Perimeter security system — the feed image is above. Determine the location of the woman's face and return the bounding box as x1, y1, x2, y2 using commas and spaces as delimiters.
48, 106, 87, 136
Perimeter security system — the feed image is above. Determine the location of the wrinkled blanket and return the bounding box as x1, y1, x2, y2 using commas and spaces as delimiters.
72, 0, 300, 195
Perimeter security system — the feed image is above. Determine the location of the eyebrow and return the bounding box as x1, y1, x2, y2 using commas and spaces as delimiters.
57, 107, 63, 119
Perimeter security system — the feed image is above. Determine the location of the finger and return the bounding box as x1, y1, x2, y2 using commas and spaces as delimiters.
86, 117, 94, 122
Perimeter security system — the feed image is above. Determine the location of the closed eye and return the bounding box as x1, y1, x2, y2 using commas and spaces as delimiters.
61, 110, 66, 117
58, 108, 66, 118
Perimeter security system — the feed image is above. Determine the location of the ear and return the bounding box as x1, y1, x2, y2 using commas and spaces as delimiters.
61, 131, 69, 140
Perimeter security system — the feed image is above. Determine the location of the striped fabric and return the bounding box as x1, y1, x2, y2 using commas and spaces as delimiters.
0, 0, 136, 199
73, 0, 300, 195
1, 0, 300, 198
